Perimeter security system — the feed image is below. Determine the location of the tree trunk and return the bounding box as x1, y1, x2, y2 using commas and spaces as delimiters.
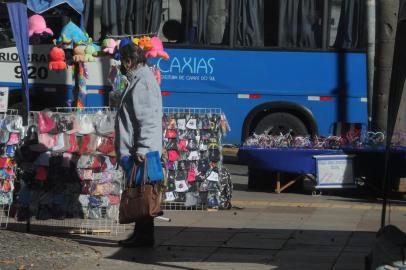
371, 0, 398, 131
367, 0, 376, 126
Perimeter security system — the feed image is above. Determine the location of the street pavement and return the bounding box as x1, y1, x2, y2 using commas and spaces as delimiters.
3, 163, 406, 270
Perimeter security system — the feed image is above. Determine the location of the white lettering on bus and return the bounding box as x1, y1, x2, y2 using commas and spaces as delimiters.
157, 57, 215, 75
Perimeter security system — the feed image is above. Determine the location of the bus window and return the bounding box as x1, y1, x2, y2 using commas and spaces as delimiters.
276, 0, 324, 49
0, 8, 13, 48
161, 0, 185, 43
329, 0, 366, 49
235, 0, 264, 47
0, 26, 13, 48
161, 0, 230, 46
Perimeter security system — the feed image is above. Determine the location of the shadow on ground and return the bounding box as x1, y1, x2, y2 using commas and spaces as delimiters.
6, 224, 376, 269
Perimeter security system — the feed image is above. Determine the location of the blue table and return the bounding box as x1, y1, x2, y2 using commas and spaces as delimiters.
238, 146, 406, 193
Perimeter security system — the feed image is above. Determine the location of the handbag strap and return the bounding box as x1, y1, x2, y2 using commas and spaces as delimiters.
142, 158, 148, 185
128, 157, 149, 187
128, 162, 137, 188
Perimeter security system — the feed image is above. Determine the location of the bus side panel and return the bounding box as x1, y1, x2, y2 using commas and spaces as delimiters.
157, 49, 367, 97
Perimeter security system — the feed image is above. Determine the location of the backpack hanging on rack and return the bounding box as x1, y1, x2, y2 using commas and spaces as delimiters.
219, 167, 233, 210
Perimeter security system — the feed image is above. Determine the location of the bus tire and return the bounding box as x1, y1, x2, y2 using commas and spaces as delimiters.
254, 112, 309, 136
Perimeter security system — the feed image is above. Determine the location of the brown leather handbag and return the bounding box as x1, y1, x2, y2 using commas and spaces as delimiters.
119, 160, 162, 224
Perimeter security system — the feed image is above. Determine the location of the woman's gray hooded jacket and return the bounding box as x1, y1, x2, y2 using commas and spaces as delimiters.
115, 65, 163, 159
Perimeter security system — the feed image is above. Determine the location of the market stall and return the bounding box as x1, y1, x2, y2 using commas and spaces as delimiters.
239, 131, 406, 193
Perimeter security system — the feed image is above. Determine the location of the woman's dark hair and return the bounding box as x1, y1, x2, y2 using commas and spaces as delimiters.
119, 43, 146, 66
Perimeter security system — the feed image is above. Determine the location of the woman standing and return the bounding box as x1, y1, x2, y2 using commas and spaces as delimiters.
115, 42, 163, 247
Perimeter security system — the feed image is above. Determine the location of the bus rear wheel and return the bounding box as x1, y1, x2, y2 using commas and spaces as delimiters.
254, 112, 309, 136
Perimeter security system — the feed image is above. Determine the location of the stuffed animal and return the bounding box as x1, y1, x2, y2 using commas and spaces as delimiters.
102, 38, 118, 55
145, 37, 169, 60
54, 22, 91, 49
84, 45, 97, 62
138, 36, 153, 50
28, 14, 53, 37
73, 45, 86, 62
48, 47, 67, 70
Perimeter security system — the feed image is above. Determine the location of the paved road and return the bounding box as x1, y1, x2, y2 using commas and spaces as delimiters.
3, 163, 406, 270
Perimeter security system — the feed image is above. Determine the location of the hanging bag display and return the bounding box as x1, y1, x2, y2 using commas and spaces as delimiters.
95, 112, 115, 135
38, 111, 56, 134
119, 155, 162, 224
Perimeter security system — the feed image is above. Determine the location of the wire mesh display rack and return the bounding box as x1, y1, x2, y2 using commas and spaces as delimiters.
0, 109, 20, 229
11, 107, 127, 235
0, 204, 11, 229
163, 107, 222, 115
161, 107, 223, 212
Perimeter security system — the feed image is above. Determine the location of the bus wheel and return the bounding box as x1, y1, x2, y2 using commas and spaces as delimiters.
254, 112, 309, 136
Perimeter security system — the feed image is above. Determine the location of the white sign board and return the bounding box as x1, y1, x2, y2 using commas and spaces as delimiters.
0, 87, 9, 112
314, 155, 356, 188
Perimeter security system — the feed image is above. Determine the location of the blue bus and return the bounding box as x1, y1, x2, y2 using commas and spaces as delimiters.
153, 0, 368, 144
0, 0, 367, 145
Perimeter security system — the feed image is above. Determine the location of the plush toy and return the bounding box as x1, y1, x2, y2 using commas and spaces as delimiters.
145, 37, 169, 60
28, 14, 53, 37
102, 38, 118, 55
84, 45, 97, 62
138, 36, 153, 50
73, 45, 86, 62
54, 22, 91, 49
48, 47, 67, 70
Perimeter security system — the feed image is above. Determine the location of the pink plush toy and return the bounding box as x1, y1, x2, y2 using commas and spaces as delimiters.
102, 38, 118, 55
28, 14, 53, 37
145, 37, 169, 60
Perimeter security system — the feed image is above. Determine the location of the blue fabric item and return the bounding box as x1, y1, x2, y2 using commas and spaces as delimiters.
120, 155, 143, 186
134, 163, 144, 186
146, 151, 163, 182
7, 2, 30, 113
119, 38, 132, 49
238, 147, 340, 174
238, 146, 406, 177
89, 196, 102, 207
27, 0, 84, 14
120, 156, 133, 179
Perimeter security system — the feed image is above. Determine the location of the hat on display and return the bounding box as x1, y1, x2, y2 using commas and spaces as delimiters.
28, 14, 53, 37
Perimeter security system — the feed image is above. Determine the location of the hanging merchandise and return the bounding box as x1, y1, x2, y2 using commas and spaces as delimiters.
28, 14, 53, 45
102, 38, 118, 55
106, 35, 170, 105
0, 110, 23, 229
48, 47, 67, 70
54, 21, 92, 49
145, 37, 169, 60
161, 108, 232, 210
15, 108, 123, 223
28, 14, 53, 37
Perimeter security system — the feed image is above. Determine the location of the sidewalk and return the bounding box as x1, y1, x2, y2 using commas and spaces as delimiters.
59, 196, 406, 270
3, 163, 406, 270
